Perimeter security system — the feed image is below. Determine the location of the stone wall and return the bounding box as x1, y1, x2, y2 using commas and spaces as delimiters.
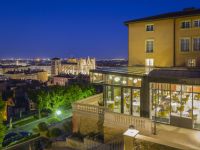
72, 112, 103, 135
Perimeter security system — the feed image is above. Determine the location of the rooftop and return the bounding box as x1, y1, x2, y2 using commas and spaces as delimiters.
91, 67, 200, 79
5, 69, 46, 74
54, 74, 76, 78
91, 67, 153, 76
125, 8, 200, 24
149, 68, 200, 79
51, 57, 61, 60
62, 62, 77, 65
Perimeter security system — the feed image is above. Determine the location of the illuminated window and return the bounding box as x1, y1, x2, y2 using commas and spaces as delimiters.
146, 40, 154, 53
194, 20, 200, 28
180, 38, 190, 52
193, 37, 200, 51
145, 59, 154, 67
146, 24, 154, 31
123, 88, 131, 115
187, 59, 196, 67
181, 21, 191, 28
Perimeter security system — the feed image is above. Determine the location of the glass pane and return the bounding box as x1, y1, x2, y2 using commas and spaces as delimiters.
123, 88, 131, 115
133, 78, 142, 87
106, 74, 113, 84
158, 84, 170, 123
193, 86, 200, 129
151, 88, 158, 121
113, 87, 121, 113
132, 89, 140, 116
171, 84, 181, 117
151, 83, 170, 123
92, 73, 103, 83
106, 86, 114, 111
181, 85, 192, 118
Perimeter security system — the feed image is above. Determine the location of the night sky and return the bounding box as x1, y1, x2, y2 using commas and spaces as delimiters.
1, 0, 200, 59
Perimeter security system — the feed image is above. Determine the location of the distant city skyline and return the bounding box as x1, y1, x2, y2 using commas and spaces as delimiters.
0, 0, 200, 59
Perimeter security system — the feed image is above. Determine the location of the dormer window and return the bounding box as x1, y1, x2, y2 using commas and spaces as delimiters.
146, 24, 154, 31
181, 21, 191, 29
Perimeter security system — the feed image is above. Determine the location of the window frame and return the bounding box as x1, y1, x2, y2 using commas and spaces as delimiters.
179, 37, 190, 52
180, 20, 191, 29
145, 58, 154, 67
145, 39, 154, 53
192, 37, 200, 52
193, 20, 200, 28
146, 24, 154, 32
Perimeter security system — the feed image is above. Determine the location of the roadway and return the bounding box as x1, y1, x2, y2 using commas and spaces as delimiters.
8, 109, 72, 133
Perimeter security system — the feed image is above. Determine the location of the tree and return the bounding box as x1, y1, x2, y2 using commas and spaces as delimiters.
32, 83, 96, 116
38, 122, 48, 132
63, 120, 72, 133
49, 128, 62, 138
0, 98, 6, 147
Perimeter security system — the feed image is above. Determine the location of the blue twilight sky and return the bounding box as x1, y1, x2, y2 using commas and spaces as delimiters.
0, 0, 200, 59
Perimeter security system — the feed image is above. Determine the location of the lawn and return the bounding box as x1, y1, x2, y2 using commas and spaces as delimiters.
14, 117, 38, 127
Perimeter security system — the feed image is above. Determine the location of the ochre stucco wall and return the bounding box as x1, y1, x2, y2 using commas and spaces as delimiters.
128, 16, 200, 67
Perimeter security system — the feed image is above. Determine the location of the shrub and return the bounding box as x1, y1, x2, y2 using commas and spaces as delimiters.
32, 127, 39, 133
63, 121, 72, 133
38, 122, 48, 132
47, 117, 60, 125
49, 128, 62, 138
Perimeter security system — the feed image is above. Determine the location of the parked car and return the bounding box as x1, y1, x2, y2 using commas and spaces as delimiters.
2, 131, 32, 147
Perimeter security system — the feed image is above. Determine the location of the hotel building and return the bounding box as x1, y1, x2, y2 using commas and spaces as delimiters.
71, 8, 200, 149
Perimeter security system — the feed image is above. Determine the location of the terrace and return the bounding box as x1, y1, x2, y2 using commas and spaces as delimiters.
72, 93, 200, 150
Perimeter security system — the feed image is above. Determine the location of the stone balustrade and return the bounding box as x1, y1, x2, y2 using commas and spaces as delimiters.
104, 111, 153, 135
76, 93, 103, 105
72, 94, 153, 135
73, 102, 105, 115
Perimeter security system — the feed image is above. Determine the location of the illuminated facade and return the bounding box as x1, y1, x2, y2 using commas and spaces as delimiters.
126, 8, 200, 67
71, 9, 200, 150
4, 70, 48, 82
51, 57, 96, 76
90, 8, 200, 130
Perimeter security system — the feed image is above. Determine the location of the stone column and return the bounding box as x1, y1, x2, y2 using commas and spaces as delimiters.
123, 127, 139, 150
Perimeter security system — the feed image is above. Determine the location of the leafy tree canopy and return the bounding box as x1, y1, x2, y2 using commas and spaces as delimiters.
28, 83, 95, 114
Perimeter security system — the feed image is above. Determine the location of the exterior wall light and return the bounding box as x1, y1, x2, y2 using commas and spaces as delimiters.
128, 77, 133, 80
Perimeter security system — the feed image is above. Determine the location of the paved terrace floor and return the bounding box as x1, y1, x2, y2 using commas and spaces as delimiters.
149, 123, 200, 150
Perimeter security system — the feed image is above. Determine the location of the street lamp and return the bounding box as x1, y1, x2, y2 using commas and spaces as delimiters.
56, 110, 62, 116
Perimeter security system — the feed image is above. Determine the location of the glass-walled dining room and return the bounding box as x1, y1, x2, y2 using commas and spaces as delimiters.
105, 86, 141, 116
150, 82, 200, 130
